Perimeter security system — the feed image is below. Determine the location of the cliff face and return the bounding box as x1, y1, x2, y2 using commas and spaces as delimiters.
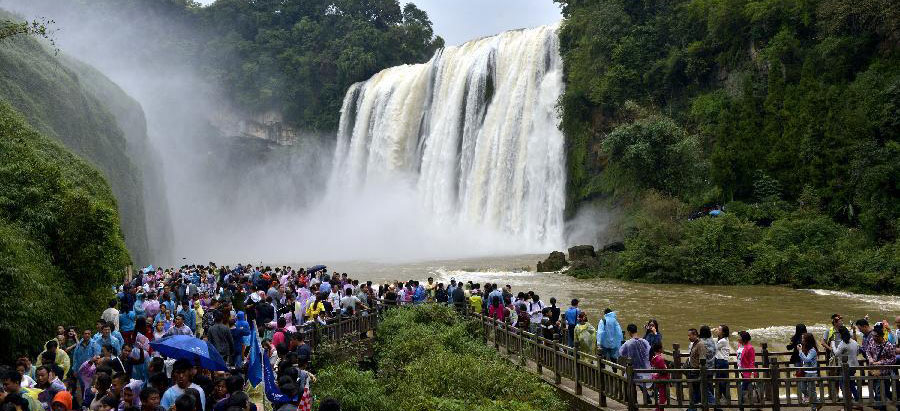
211, 107, 301, 146
0, 13, 168, 264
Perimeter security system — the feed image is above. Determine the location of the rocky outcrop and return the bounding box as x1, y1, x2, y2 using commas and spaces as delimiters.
536, 251, 567, 272
211, 107, 300, 146
568, 245, 597, 261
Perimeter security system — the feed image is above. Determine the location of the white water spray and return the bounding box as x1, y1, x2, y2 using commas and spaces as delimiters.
331, 24, 566, 252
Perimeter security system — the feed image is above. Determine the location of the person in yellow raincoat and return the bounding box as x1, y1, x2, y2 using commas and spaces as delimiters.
575, 311, 597, 355
37, 340, 70, 377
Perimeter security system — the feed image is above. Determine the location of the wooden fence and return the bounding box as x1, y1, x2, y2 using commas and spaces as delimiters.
294, 301, 899, 410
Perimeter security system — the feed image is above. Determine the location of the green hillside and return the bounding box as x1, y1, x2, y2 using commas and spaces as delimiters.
0, 100, 130, 362
557, 0, 900, 292
0, 17, 153, 263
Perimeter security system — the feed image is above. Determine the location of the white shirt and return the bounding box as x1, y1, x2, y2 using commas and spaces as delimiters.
715, 337, 731, 360
831, 339, 860, 366
528, 300, 545, 324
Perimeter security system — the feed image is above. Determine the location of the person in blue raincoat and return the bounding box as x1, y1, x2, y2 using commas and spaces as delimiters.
597, 308, 623, 360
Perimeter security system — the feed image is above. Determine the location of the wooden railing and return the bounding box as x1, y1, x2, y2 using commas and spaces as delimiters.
291, 300, 899, 411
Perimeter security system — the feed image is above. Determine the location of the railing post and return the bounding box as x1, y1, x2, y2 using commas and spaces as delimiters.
574, 345, 582, 395
625, 357, 638, 411
770, 362, 781, 411
311, 324, 319, 350
553, 339, 561, 385
673, 343, 684, 406
519, 329, 526, 366
535, 332, 542, 374
840, 361, 852, 411
598, 357, 607, 407
701, 358, 709, 411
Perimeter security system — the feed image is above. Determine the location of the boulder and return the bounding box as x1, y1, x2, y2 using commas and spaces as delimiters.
601, 241, 625, 253
567, 245, 597, 261
536, 251, 567, 272
569, 256, 601, 272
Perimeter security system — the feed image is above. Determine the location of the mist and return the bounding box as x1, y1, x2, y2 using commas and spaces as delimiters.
5, 0, 574, 265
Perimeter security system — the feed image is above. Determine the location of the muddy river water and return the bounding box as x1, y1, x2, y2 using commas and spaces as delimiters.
307, 254, 900, 350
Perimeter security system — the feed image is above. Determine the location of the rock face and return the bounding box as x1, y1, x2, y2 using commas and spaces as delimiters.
568, 245, 597, 261
536, 251, 568, 272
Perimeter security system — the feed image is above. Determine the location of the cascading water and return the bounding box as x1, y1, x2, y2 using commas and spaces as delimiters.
331, 24, 566, 252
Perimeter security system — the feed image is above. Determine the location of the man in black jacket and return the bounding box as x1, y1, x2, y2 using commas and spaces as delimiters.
207, 312, 234, 365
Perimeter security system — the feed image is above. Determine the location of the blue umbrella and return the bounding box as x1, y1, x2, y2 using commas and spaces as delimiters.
149, 335, 228, 371
306, 265, 326, 274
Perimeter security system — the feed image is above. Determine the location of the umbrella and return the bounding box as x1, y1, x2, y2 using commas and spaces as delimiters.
149, 335, 228, 371
306, 265, 326, 274
142, 265, 154, 274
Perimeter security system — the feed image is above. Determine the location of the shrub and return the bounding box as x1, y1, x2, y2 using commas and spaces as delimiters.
314, 305, 565, 411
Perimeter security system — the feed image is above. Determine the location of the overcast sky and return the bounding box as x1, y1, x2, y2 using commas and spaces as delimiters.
194, 0, 563, 46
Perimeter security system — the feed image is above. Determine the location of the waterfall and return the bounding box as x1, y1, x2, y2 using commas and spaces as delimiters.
331, 24, 565, 250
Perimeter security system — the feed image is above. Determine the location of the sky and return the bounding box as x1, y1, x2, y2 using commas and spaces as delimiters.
193, 0, 563, 46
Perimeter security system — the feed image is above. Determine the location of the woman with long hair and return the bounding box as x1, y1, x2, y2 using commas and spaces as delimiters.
798, 333, 820, 409
831, 326, 860, 402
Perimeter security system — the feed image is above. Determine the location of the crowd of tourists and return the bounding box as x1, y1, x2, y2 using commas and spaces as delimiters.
1, 263, 899, 411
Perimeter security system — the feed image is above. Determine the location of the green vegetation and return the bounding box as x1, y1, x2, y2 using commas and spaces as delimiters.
556, 0, 900, 292
0, 22, 152, 263
0, 101, 129, 362
49, 0, 444, 132
313, 305, 566, 411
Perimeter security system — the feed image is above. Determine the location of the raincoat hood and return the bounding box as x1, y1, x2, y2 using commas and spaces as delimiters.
52, 390, 72, 410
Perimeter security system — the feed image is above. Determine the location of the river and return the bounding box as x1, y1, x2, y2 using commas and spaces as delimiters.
308, 254, 900, 350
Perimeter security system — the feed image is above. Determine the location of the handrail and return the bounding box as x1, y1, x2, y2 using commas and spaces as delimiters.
296, 298, 899, 410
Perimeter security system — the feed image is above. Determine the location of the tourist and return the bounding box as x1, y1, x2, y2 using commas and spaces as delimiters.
788, 324, 808, 370
831, 325, 860, 402
176, 301, 196, 334
119, 301, 136, 345
38, 340, 71, 377
699, 325, 717, 406
685, 328, 707, 411
821, 314, 842, 359
798, 333, 819, 408
160, 360, 205, 411
207, 312, 234, 364
619, 324, 651, 403
574, 312, 596, 355
597, 308, 623, 360
72, 330, 101, 384
95, 324, 123, 354
164, 315, 193, 337
527, 294, 545, 335
644, 319, 661, 347
488, 292, 505, 322
714, 324, 731, 407
736, 331, 757, 408
564, 299, 581, 347
649, 342, 668, 411
139, 386, 163, 411
865, 324, 895, 411
102, 300, 120, 333
547, 297, 560, 328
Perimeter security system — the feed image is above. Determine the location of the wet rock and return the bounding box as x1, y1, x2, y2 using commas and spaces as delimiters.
567, 245, 596, 261
536, 251, 567, 272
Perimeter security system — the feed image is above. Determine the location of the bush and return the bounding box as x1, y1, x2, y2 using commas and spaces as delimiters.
314, 305, 565, 411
